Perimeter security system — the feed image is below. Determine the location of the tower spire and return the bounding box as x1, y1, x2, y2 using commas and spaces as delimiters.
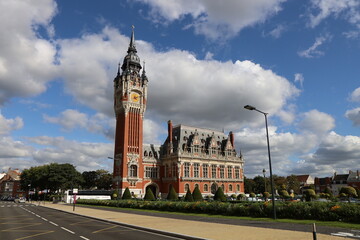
128, 25, 136, 53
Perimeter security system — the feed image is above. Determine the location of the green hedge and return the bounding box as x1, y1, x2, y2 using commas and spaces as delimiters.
76, 199, 360, 223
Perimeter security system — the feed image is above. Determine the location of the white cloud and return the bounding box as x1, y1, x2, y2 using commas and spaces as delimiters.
0, 0, 58, 105
0, 114, 23, 135
268, 24, 286, 38
136, 0, 286, 40
298, 34, 332, 58
294, 73, 304, 87
308, 0, 360, 28
297, 109, 335, 135
44, 109, 115, 139
56, 27, 299, 132
349, 87, 360, 102
27, 136, 113, 172
345, 107, 360, 126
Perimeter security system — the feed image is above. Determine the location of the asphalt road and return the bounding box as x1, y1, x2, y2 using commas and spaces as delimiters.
0, 201, 184, 240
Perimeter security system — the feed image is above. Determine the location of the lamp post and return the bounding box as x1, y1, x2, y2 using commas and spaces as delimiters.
244, 105, 276, 219
263, 168, 267, 193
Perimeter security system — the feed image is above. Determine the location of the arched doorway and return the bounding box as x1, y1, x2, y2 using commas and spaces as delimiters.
211, 183, 218, 194
145, 184, 158, 198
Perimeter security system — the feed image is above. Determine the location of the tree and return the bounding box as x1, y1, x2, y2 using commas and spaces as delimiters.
95, 170, 112, 190
192, 186, 203, 201
253, 175, 266, 194
263, 192, 270, 200
214, 187, 226, 201
167, 185, 178, 201
122, 187, 132, 200
20, 163, 83, 194
81, 171, 97, 189
184, 189, 194, 202
286, 175, 301, 194
144, 188, 155, 201
244, 176, 256, 193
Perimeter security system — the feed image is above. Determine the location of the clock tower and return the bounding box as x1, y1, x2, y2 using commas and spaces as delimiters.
113, 26, 148, 196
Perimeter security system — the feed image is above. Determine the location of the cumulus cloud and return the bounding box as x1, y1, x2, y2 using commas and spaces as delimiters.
0, 114, 23, 135
298, 34, 332, 58
345, 108, 360, 126
297, 109, 335, 135
136, 0, 286, 40
27, 136, 113, 172
349, 87, 360, 102
296, 132, 360, 176
56, 27, 299, 132
0, 0, 58, 105
307, 0, 360, 28
44, 109, 115, 139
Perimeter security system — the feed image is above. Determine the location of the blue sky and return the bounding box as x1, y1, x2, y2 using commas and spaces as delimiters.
1, 0, 360, 178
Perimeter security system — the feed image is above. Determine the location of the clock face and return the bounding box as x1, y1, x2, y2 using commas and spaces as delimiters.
131, 93, 140, 103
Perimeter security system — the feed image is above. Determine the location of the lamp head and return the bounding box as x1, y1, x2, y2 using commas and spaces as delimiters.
244, 105, 256, 111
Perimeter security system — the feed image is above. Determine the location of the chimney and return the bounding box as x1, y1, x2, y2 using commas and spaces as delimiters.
229, 131, 235, 148
168, 120, 173, 143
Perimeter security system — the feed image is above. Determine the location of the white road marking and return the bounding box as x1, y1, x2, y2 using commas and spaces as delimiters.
61, 227, 75, 234
41, 217, 48, 221
80, 236, 90, 240
49, 221, 58, 226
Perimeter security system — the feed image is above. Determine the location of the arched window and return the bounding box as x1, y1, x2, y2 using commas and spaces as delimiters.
195, 183, 199, 189
149, 151, 153, 157
185, 183, 190, 192
221, 184, 225, 191
144, 151, 148, 157
236, 184, 240, 192
130, 165, 137, 177
211, 183, 217, 194
229, 184, 233, 191
204, 184, 209, 192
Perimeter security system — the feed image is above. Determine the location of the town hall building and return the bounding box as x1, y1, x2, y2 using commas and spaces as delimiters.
112, 28, 244, 198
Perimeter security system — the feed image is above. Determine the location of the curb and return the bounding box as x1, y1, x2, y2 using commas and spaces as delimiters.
40, 204, 207, 240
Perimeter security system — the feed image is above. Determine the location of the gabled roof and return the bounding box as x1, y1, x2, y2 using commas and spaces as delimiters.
296, 175, 310, 182
333, 174, 349, 181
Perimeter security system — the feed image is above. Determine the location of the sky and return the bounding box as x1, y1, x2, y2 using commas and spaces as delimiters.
0, 0, 360, 178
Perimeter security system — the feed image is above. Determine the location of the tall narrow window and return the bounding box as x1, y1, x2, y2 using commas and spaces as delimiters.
235, 166, 240, 179
130, 165, 137, 177
194, 163, 199, 178
211, 165, 217, 178
184, 163, 190, 177
227, 166, 232, 179
204, 184, 208, 192
203, 164, 208, 178
220, 165, 225, 178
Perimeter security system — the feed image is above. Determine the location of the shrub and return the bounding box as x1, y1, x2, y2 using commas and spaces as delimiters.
184, 189, 194, 202
263, 192, 270, 200
167, 185, 178, 201
192, 186, 203, 201
122, 187, 132, 200
304, 189, 316, 201
144, 188, 155, 201
214, 187, 226, 201
249, 193, 256, 198
237, 193, 246, 200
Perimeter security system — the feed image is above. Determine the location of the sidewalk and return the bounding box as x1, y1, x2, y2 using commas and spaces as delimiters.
40, 202, 346, 240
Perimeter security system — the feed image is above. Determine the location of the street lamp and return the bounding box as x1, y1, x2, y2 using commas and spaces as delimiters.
262, 168, 266, 193
244, 105, 277, 219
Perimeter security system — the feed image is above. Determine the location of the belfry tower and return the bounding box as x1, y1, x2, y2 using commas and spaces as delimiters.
112, 26, 148, 196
